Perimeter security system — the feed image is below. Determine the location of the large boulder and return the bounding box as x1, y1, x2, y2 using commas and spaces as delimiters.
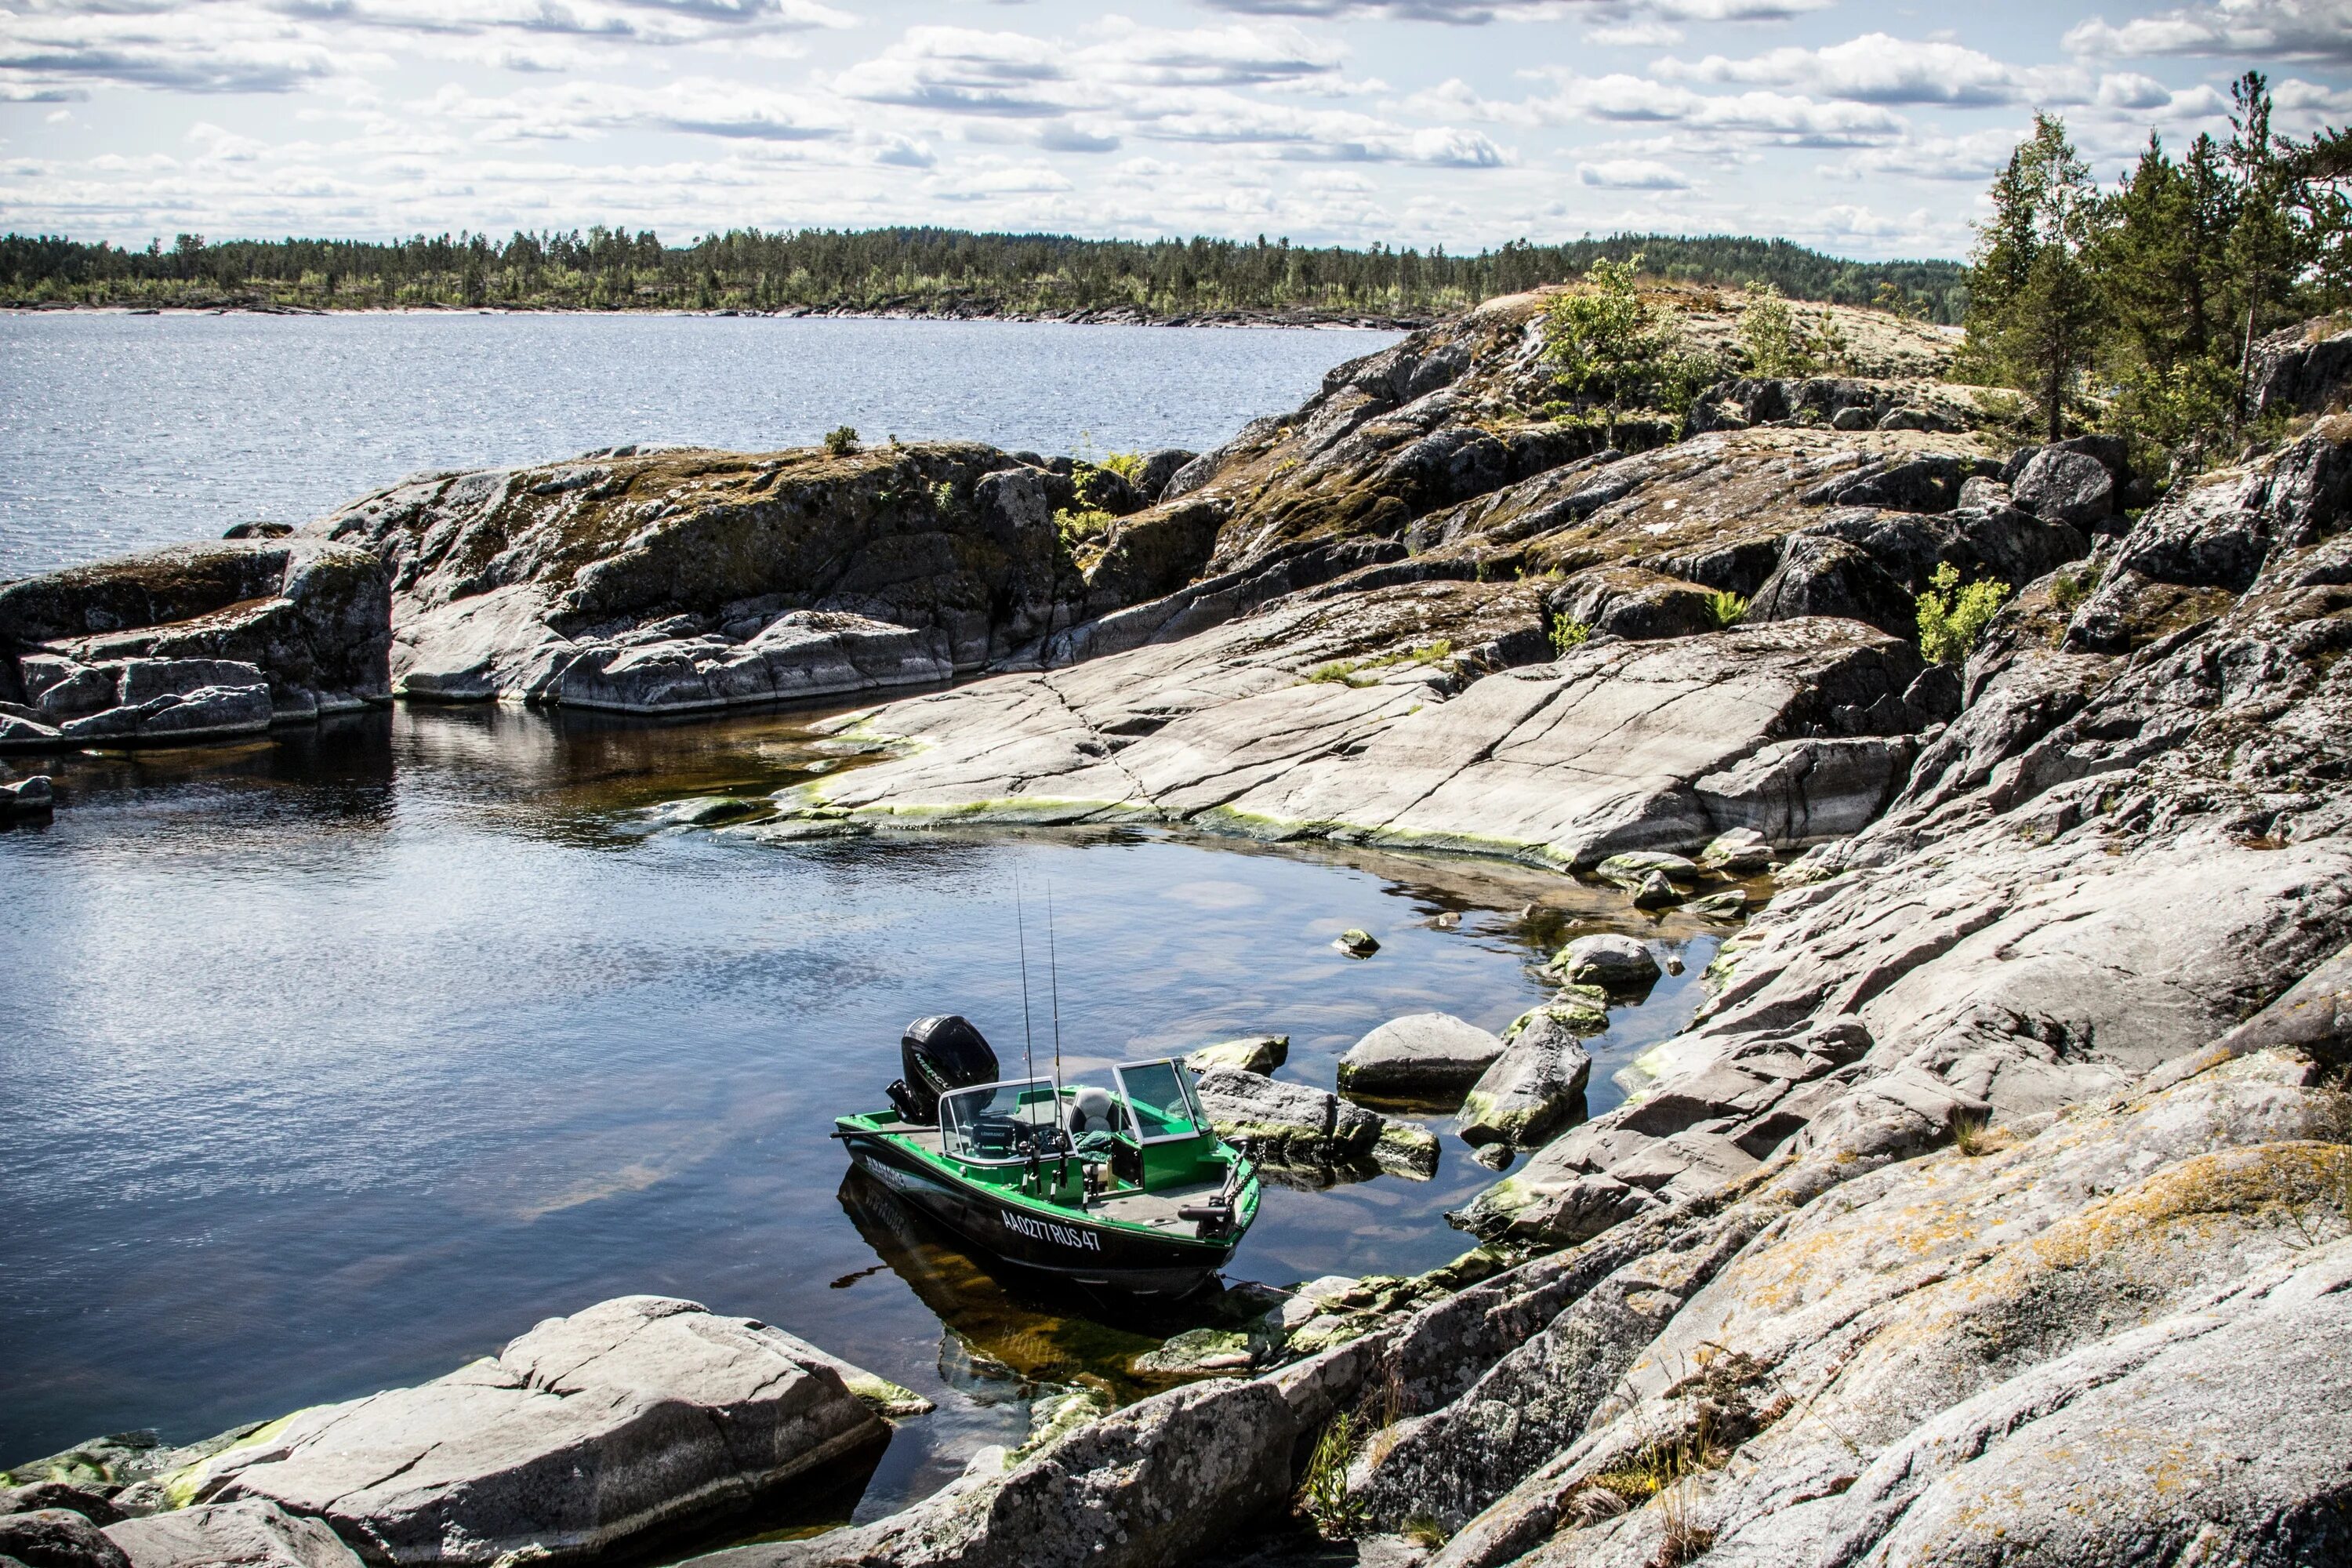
1544, 567, 1716, 642
1748, 535, 1918, 639
191, 1297, 898, 1566
2010, 447, 2115, 529
0, 539, 390, 746
0, 1510, 132, 1568
106, 1501, 361, 1568
2251, 319, 2352, 417
1338, 1014, 1508, 1101
1456, 1008, 1593, 1149
692, 1377, 1298, 1568
1548, 934, 1659, 990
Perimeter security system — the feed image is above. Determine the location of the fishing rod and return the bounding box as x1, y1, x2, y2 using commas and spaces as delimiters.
1015, 877, 1036, 1087
1047, 881, 1064, 1092
1047, 880, 1068, 1189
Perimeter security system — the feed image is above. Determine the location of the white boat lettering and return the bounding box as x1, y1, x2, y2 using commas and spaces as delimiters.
1000, 1208, 1102, 1251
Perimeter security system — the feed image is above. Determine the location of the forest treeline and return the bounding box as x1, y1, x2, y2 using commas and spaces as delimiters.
1959, 71, 2349, 452
0, 226, 1966, 323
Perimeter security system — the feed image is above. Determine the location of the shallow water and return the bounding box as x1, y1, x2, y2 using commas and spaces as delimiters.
0, 311, 1396, 579
0, 703, 1719, 1523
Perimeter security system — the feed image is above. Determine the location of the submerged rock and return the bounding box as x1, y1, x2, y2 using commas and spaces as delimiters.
190, 1296, 899, 1566
1, 775, 53, 815
1338, 1013, 1508, 1099
1193, 1067, 1439, 1178
1184, 1035, 1290, 1074
1334, 928, 1381, 957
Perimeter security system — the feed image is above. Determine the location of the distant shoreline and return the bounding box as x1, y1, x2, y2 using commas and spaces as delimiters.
0, 299, 1429, 331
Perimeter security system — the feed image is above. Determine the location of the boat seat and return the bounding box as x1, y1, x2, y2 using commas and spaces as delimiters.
1067, 1086, 1127, 1137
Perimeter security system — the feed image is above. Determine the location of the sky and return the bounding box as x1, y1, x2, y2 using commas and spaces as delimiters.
0, 0, 2347, 262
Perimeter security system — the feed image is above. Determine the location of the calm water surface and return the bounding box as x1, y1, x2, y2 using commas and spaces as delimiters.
0, 311, 1396, 579
0, 706, 1716, 1523
0, 313, 1717, 1533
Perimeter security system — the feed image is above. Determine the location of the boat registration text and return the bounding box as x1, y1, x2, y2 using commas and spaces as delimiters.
1000, 1209, 1102, 1251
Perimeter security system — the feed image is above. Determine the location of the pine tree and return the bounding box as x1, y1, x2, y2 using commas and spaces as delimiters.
2096, 132, 2239, 450
2224, 71, 2305, 419
1963, 114, 2108, 441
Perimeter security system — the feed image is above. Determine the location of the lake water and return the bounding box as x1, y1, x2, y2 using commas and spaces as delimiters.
0, 314, 1718, 1534
0, 707, 1719, 1524
0, 310, 1394, 580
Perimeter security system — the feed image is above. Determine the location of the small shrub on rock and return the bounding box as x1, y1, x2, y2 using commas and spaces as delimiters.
1053, 505, 1114, 557
1738, 283, 1819, 378
1917, 562, 2013, 664
822, 425, 860, 456
1551, 618, 1592, 656
1704, 590, 1749, 630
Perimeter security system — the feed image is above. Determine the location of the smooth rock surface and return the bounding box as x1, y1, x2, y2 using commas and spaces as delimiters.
194, 1297, 893, 1566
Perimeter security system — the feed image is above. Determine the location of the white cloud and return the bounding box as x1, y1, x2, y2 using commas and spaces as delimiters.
1577, 156, 1692, 187
1192, 0, 1827, 18
1652, 33, 2024, 106
1585, 22, 1683, 46
1818, 126, 2022, 182
828, 23, 1507, 167
1, 6, 368, 94
425, 78, 844, 141
1427, 71, 1909, 147
2064, 1, 2352, 66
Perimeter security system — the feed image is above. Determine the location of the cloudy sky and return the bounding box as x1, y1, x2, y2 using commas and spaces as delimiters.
1, 0, 2347, 260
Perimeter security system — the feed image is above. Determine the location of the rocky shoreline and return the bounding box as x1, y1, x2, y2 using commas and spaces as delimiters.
5, 301, 1428, 331
6, 295, 2350, 1566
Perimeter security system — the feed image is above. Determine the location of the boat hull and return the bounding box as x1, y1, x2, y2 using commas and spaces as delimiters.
840, 1131, 1237, 1296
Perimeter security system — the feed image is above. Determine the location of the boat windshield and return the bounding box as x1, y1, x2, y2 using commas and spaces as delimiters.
1113, 1059, 1207, 1144
938, 1078, 1063, 1163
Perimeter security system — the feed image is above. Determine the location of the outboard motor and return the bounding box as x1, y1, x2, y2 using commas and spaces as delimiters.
887, 1014, 999, 1124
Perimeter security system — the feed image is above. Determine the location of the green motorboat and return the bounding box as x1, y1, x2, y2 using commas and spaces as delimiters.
834, 1015, 1261, 1296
